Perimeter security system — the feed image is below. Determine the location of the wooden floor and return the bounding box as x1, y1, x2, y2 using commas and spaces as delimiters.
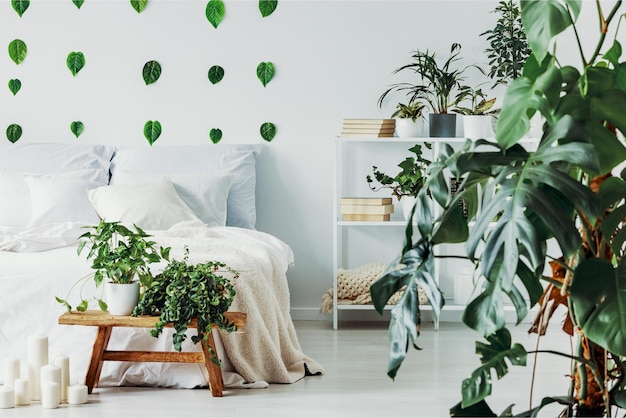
8, 320, 574, 417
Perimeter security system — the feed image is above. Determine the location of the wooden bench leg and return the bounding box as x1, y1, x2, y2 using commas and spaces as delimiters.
202, 332, 224, 397
85, 325, 112, 394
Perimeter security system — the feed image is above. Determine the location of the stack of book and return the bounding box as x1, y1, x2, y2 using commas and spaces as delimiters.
340, 119, 395, 138
340, 197, 394, 221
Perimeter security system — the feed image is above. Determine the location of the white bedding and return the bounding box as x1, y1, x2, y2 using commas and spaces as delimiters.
0, 221, 323, 389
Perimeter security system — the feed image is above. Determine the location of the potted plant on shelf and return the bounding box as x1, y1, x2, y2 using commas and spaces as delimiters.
56, 220, 170, 315
391, 101, 427, 138
366, 143, 431, 219
371, 0, 626, 416
377, 43, 479, 138
452, 87, 497, 139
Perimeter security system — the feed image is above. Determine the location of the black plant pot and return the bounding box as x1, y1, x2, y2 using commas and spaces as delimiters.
428, 113, 457, 138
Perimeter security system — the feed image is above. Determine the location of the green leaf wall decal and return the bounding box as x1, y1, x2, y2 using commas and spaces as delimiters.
260, 122, 276, 142
144, 120, 161, 145
130, 0, 147, 13
66, 51, 85, 76
206, 0, 225, 29
208, 65, 224, 84
256, 62, 274, 87
12, 0, 29, 17
259, 0, 277, 17
70, 121, 84, 138
6, 124, 22, 143
72, 0, 84, 9
8, 40, 27, 65
143, 60, 161, 85
8, 79, 21, 96
209, 128, 222, 143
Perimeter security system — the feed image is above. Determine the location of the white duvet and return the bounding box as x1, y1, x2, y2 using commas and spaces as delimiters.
0, 221, 323, 389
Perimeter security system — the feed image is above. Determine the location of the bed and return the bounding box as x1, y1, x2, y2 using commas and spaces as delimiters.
0, 142, 323, 390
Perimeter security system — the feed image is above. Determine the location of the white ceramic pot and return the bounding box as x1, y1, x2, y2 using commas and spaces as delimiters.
395, 119, 422, 138
104, 281, 140, 316
400, 196, 417, 220
463, 115, 494, 139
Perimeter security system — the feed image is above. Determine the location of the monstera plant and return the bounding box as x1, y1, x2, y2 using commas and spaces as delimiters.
371, 1, 626, 416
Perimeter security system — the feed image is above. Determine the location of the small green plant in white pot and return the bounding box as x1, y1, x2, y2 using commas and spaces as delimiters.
453, 87, 497, 139
391, 102, 427, 138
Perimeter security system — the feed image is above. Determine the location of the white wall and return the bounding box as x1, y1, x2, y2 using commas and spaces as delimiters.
0, 0, 598, 321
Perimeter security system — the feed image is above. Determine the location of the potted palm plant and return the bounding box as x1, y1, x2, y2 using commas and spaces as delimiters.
391, 101, 427, 138
371, 0, 626, 416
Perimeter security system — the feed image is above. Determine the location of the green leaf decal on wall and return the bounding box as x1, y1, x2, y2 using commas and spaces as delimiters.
6, 124, 22, 143
208, 65, 224, 84
12, 0, 29, 17
206, 0, 225, 29
144, 120, 161, 145
67, 52, 85, 76
70, 121, 84, 138
259, 0, 277, 17
8, 40, 27, 65
8, 79, 21, 96
143, 60, 161, 85
260, 122, 276, 142
209, 128, 223, 144
130, 0, 147, 13
72, 0, 84, 9
256, 62, 274, 87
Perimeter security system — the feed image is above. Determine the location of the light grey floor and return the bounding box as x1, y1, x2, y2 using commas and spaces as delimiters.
5, 320, 574, 418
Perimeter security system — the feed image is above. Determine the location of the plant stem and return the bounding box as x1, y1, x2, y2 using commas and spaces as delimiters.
568, 3, 587, 67
588, 0, 623, 64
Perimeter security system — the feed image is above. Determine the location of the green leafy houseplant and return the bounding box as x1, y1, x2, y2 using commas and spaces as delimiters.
370, 1, 626, 416
452, 87, 497, 116
391, 102, 427, 122
132, 248, 238, 357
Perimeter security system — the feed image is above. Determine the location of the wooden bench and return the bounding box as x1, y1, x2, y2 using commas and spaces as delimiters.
58, 310, 247, 397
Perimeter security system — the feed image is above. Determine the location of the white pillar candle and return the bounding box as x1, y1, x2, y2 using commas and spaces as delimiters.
67, 384, 88, 405
40, 364, 61, 401
14, 378, 30, 405
27, 334, 48, 400
0, 386, 15, 409
41, 381, 60, 409
53, 356, 69, 402
3, 356, 20, 388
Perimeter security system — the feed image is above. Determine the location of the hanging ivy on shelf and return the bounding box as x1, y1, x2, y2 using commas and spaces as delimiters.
256, 62, 274, 87
6, 124, 22, 143
144, 120, 161, 145
72, 0, 84, 9
206, 0, 225, 29
143, 60, 161, 85
208, 65, 224, 84
8, 79, 21, 96
12, 0, 29, 17
8, 39, 27, 65
130, 0, 147, 13
70, 121, 84, 138
209, 128, 223, 144
260, 122, 276, 142
66, 51, 85, 76
259, 0, 277, 17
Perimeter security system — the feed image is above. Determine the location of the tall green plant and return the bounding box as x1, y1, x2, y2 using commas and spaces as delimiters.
370, 1, 626, 416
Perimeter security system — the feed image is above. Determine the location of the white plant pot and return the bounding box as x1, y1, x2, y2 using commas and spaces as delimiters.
463, 115, 494, 139
400, 196, 417, 220
395, 119, 423, 138
104, 281, 140, 316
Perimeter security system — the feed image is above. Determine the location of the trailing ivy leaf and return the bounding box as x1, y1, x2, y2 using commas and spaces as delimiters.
258, 0, 277, 17
209, 128, 222, 144
12, 0, 29, 17
130, 0, 147, 13
260, 122, 276, 142
72, 0, 84, 9
205, 0, 225, 29
208, 65, 224, 84
6, 124, 22, 143
256, 61, 274, 87
70, 121, 84, 138
8, 39, 27, 65
8, 79, 21, 96
66, 51, 85, 76
144, 120, 161, 145
143, 60, 161, 85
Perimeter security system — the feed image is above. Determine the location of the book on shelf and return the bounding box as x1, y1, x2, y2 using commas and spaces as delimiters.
340, 197, 393, 205
343, 213, 391, 222
341, 126, 395, 134
340, 203, 394, 215
342, 118, 395, 126
340, 132, 395, 138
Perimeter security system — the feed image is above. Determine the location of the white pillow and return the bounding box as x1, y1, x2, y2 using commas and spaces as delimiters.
87, 178, 202, 230
25, 175, 101, 227
110, 170, 234, 227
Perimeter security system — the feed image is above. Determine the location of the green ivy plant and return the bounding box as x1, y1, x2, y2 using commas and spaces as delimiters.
70, 121, 84, 138
144, 120, 161, 145
130, 0, 147, 13
260, 122, 276, 142
12, 0, 29, 17
142, 60, 161, 85
206, 0, 225, 29
209, 128, 222, 144
66, 51, 85, 76
8, 79, 21, 96
6, 124, 22, 143
259, 0, 277, 17
8, 39, 27, 65
257, 61, 274, 87
72, 0, 84, 10
208, 65, 224, 84
133, 248, 238, 356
